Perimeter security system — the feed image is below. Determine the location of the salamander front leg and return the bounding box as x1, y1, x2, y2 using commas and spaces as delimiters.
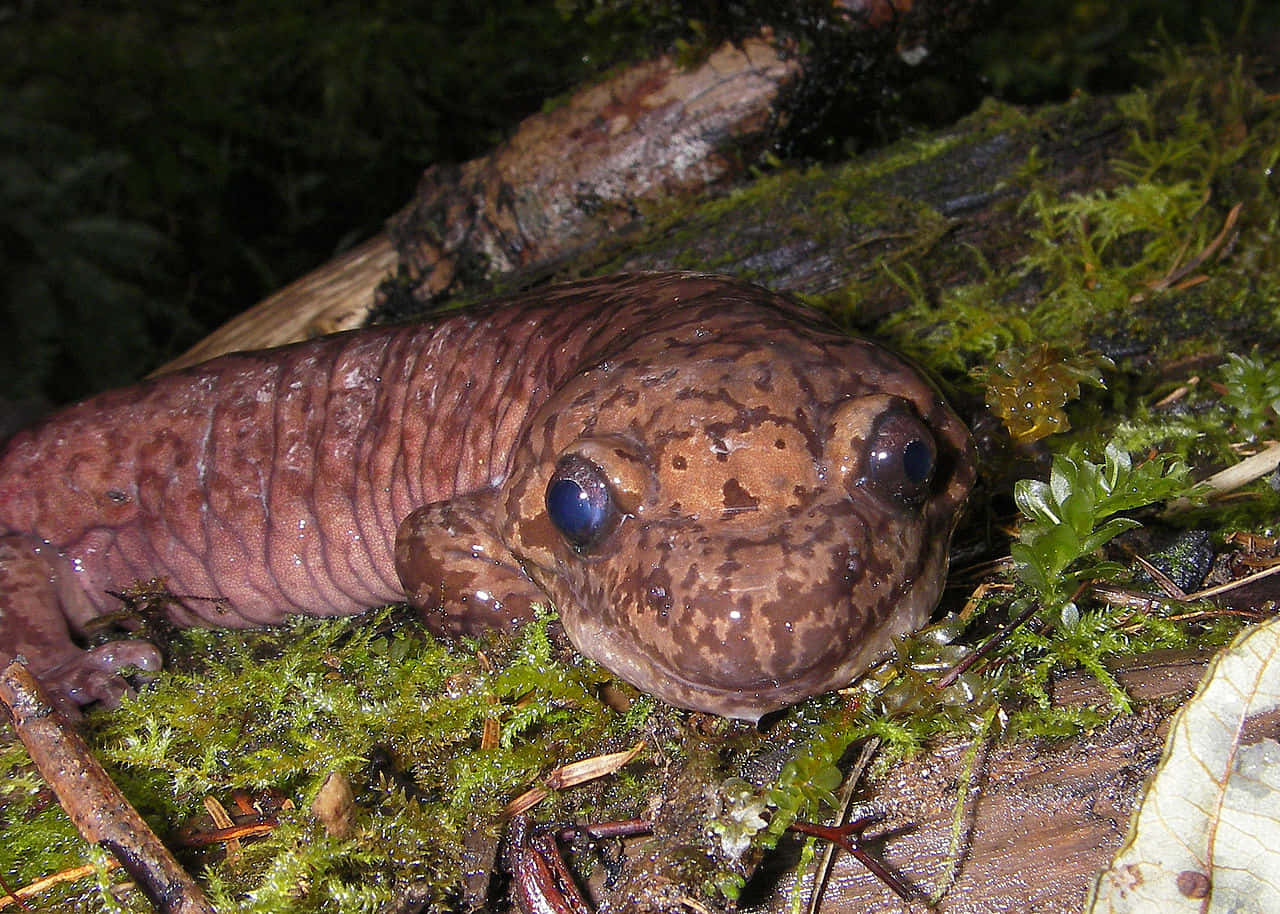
0, 534, 162, 715
395, 489, 546, 638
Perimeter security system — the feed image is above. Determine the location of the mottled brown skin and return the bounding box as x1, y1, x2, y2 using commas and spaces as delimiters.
0, 273, 973, 719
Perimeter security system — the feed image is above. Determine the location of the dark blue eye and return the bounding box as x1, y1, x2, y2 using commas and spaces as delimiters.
546, 455, 618, 550
868, 410, 936, 505
903, 438, 934, 484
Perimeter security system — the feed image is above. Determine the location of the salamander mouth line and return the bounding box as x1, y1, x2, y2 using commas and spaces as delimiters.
594, 623, 834, 699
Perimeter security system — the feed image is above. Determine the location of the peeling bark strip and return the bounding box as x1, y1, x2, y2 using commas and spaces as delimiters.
0, 663, 215, 914
161, 233, 398, 373
388, 35, 803, 302
159, 36, 802, 373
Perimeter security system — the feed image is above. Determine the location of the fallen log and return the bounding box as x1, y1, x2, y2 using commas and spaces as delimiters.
158, 32, 803, 373
755, 651, 1217, 913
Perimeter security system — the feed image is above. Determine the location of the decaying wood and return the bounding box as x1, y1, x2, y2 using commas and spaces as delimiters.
0, 662, 215, 914
752, 650, 1216, 913
158, 232, 397, 373
387, 34, 801, 304
157, 34, 802, 373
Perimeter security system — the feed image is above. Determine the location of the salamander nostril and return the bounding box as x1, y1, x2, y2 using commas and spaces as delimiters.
843, 553, 865, 585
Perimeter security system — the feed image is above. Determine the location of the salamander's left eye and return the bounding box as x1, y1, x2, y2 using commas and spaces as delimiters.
546, 454, 619, 551
867, 411, 937, 504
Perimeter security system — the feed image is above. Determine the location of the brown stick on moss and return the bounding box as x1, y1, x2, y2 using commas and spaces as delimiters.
0, 661, 216, 914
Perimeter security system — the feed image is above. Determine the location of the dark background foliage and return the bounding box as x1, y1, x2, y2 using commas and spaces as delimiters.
0, 0, 1271, 405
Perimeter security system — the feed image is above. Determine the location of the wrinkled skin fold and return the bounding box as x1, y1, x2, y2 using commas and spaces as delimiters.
0, 273, 974, 719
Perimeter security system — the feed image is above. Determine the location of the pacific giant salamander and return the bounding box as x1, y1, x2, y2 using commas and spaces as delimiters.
0, 272, 973, 720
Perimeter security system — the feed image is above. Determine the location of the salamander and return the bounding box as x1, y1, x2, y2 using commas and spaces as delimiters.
0, 272, 974, 720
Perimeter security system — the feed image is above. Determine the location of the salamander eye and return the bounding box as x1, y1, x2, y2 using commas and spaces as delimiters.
546, 454, 619, 551
867, 410, 937, 504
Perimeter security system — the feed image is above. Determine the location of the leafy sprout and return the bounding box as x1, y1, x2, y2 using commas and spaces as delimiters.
1220, 351, 1280, 441
1010, 440, 1192, 626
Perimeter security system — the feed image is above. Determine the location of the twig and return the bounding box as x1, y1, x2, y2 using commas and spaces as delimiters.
177, 822, 278, 849
0, 662, 216, 914
0, 861, 121, 910
790, 817, 918, 904
1185, 559, 1280, 601
806, 738, 882, 914
1139, 202, 1243, 297
1153, 376, 1198, 409
1126, 551, 1188, 600
935, 600, 1040, 690
0, 872, 28, 912
202, 795, 241, 864
1198, 441, 1280, 495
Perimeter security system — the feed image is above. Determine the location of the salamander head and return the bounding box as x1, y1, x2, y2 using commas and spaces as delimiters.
499, 290, 974, 721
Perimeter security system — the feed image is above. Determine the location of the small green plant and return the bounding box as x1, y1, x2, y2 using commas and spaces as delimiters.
0, 608, 654, 913
997, 440, 1210, 722
1220, 351, 1280, 441
1010, 440, 1191, 626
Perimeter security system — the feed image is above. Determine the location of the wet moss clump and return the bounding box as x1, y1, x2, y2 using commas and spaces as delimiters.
0, 608, 657, 912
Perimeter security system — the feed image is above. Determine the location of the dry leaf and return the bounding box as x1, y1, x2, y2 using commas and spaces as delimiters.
1088, 614, 1280, 912
503, 741, 646, 817
311, 771, 357, 839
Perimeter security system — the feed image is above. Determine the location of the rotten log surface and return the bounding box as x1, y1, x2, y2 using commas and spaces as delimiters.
158, 33, 802, 373
0, 662, 216, 914
387, 34, 801, 303
752, 651, 1215, 913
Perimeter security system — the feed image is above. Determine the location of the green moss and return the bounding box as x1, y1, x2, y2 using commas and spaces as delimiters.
817, 41, 1280, 748
1220, 351, 1280, 441
1, 609, 661, 912
865, 49, 1280, 398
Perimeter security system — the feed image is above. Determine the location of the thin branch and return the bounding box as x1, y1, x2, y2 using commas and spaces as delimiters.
0, 662, 215, 914
0, 861, 121, 911
806, 737, 881, 914
1185, 559, 1280, 601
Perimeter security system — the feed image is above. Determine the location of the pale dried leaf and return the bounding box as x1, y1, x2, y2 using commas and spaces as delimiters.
310, 771, 357, 839
543, 741, 646, 790
1088, 615, 1280, 913
502, 741, 646, 817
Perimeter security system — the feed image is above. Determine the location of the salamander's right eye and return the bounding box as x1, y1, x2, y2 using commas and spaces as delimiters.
545, 454, 619, 551
866, 410, 937, 505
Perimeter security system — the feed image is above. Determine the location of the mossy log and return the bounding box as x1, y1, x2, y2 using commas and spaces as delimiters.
749, 651, 1216, 912
127, 22, 1280, 914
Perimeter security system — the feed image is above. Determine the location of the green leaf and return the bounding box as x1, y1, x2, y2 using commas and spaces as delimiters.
1011, 440, 1191, 613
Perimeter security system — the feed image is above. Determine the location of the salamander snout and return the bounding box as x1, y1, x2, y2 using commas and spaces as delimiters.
543, 486, 944, 720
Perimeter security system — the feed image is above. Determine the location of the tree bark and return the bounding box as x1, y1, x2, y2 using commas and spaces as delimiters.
753, 651, 1216, 913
